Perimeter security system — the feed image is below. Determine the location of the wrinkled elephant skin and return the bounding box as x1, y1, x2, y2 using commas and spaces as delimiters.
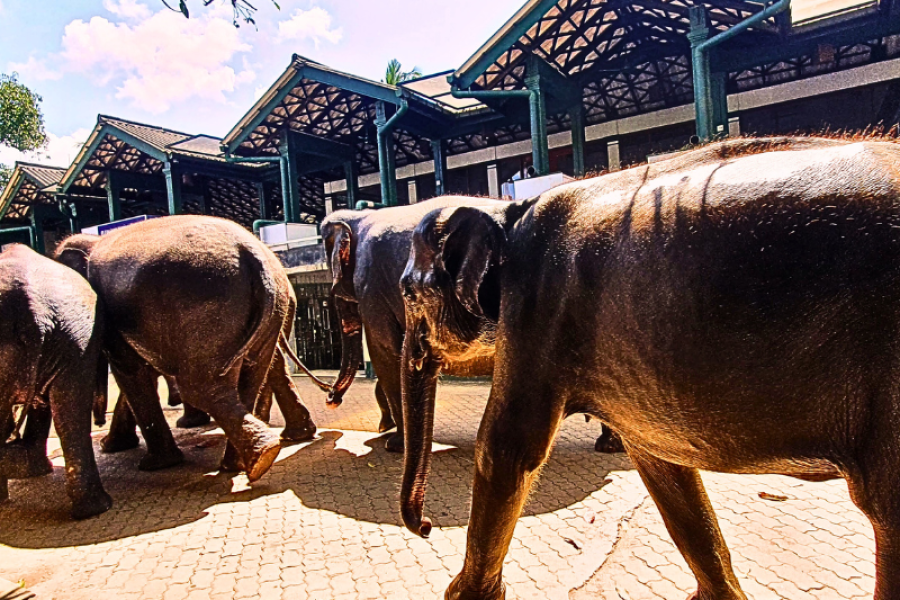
404, 137, 900, 600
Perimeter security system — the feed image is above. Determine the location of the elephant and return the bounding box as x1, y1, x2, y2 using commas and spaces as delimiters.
54, 215, 319, 482
321, 197, 556, 452
399, 136, 900, 599
0, 244, 112, 519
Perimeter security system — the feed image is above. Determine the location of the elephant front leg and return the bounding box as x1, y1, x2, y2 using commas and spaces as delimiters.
626, 447, 746, 600
447, 386, 565, 600
267, 348, 316, 442
100, 391, 140, 453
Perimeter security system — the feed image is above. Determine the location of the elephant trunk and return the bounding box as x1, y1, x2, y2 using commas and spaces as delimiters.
327, 297, 364, 408
399, 315, 441, 538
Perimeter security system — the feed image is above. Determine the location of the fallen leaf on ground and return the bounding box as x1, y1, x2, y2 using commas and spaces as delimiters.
562, 537, 582, 550
758, 492, 788, 502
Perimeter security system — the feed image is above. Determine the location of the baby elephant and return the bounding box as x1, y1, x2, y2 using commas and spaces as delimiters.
0, 245, 112, 519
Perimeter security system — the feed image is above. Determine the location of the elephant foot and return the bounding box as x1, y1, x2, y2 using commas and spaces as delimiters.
176, 411, 212, 429
281, 420, 317, 443
244, 432, 281, 483
101, 431, 140, 454
595, 429, 625, 454
385, 432, 404, 453
445, 575, 506, 600
138, 449, 184, 472
219, 443, 243, 473
70, 490, 113, 520
0, 442, 53, 478
378, 413, 396, 433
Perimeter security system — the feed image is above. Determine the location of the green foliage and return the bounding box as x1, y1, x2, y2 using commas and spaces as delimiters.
0, 164, 12, 195
161, 0, 280, 27
383, 59, 423, 86
0, 74, 46, 153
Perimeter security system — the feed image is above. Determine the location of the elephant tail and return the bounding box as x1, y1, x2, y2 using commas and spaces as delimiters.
278, 331, 333, 393
219, 244, 280, 377
94, 353, 108, 426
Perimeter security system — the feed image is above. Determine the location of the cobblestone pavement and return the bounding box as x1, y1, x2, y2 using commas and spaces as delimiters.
0, 377, 877, 600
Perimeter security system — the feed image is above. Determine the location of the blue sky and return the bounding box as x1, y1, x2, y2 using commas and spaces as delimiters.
0, 0, 524, 167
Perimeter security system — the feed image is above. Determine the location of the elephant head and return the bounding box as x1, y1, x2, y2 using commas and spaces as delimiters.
54, 234, 102, 279
398, 206, 506, 537
321, 220, 364, 408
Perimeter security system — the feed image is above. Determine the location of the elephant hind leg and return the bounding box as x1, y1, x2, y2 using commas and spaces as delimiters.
100, 390, 139, 453
626, 448, 746, 600
176, 402, 211, 429
111, 362, 183, 471
49, 377, 112, 520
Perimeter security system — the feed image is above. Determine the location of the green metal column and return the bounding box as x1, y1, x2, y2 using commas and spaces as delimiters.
432, 139, 447, 196
256, 181, 269, 220
375, 101, 398, 206
279, 135, 302, 222
29, 207, 46, 255
569, 103, 586, 178
689, 7, 714, 141
344, 161, 359, 208
163, 161, 182, 215
106, 171, 122, 222
525, 58, 550, 176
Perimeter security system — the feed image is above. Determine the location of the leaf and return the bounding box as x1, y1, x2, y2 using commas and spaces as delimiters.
758, 492, 788, 502
272, 1, 280, 8
179, 0, 190, 17
562, 537, 582, 550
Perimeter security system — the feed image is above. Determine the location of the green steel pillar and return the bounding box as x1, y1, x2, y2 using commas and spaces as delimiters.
105, 171, 122, 222
526, 56, 550, 176
432, 139, 447, 196
256, 181, 269, 220
163, 161, 182, 215
29, 208, 46, 255
569, 103, 586, 178
689, 7, 728, 141
344, 161, 359, 208
279, 135, 302, 222
375, 101, 398, 206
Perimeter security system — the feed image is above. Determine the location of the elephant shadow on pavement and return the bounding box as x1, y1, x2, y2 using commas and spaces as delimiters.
0, 380, 632, 549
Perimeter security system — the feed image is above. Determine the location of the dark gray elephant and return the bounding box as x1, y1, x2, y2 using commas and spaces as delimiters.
0, 244, 112, 519
321, 197, 520, 452
54, 216, 318, 482
399, 136, 900, 599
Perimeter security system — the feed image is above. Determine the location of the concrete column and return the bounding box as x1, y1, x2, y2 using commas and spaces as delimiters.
407, 180, 418, 204
607, 140, 621, 172
728, 116, 741, 137
487, 163, 500, 198
105, 171, 122, 222
432, 139, 447, 196
344, 161, 359, 209
569, 104, 586, 178
163, 161, 182, 216
279, 135, 301, 223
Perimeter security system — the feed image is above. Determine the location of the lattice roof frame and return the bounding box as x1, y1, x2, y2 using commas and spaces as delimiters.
0, 162, 67, 222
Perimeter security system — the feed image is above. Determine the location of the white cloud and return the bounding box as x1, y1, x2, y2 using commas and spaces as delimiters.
0, 128, 91, 169
7, 56, 62, 81
32, 7, 255, 114
102, 0, 151, 20
277, 7, 343, 48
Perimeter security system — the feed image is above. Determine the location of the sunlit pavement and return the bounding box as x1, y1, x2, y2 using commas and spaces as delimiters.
0, 376, 875, 600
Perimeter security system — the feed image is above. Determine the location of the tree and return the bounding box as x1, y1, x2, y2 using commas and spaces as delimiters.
0, 73, 47, 197
0, 74, 46, 154
161, 0, 280, 26
383, 59, 422, 86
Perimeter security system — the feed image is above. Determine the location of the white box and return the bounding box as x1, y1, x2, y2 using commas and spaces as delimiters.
506, 172, 574, 200
259, 223, 318, 245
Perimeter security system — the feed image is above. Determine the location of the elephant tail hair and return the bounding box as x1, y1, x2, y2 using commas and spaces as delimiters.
219, 244, 280, 377
279, 331, 333, 392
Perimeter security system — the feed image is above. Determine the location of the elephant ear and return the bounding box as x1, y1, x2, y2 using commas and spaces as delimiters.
438, 207, 506, 320
55, 246, 90, 278
323, 221, 355, 301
